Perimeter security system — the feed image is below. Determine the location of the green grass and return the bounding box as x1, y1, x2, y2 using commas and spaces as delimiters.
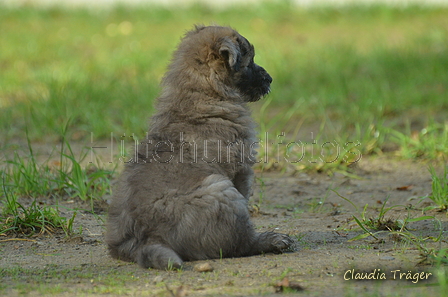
335, 194, 447, 297
1, 129, 114, 201
335, 191, 446, 271
0, 3, 447, 157
0, 128, 113, 236
391, 123, 448, 159
425, 165, 448, 211
0, 185, 76, 236
335, 191, 439, 241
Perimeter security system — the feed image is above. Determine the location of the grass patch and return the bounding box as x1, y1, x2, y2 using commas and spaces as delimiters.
1, 130, 114, 203
0, 185, 76, 236
336, 191, 446, 270
424, 165, 448, 211
391, 123, 448, 160
0, 3, 446, 162
336, 192, 438, 240
0, 128, 114, 236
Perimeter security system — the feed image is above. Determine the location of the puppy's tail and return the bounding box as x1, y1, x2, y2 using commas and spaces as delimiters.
137, 244, 183, 270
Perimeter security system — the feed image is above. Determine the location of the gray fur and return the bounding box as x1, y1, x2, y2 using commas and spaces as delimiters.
105, 25, 293, 270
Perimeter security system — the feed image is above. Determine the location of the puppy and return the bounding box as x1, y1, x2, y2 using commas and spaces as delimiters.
105, 25, 294, 269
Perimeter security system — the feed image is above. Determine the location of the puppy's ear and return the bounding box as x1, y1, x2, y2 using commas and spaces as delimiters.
219, 37, 241, 72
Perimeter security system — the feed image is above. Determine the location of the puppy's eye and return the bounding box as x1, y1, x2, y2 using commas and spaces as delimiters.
242, 63, 251, 70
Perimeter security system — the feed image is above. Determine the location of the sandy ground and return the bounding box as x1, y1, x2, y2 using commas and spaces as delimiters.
1, 156, 447, 296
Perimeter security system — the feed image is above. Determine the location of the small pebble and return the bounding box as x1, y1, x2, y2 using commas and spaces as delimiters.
193, 262, 214, 272
153, 275, 164, 284
380, 256, 395, 261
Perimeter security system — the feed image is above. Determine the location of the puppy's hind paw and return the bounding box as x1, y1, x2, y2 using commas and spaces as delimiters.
137, 244, 183, 270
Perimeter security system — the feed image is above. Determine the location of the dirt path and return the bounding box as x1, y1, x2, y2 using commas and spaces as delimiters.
1, 156, 446, 296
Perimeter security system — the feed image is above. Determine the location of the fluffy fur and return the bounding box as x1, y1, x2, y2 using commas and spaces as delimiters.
105, 25, 293, 269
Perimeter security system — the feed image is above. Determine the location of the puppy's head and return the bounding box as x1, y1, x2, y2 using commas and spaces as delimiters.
175, 25, 272, 102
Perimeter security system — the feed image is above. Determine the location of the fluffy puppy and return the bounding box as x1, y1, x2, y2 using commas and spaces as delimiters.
105, 25, 293, 269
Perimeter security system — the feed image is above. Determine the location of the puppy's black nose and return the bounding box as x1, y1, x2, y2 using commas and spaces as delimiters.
265, 73, 273, 84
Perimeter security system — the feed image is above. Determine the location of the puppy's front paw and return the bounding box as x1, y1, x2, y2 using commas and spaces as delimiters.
256, 232, 295, 254
270, 233, 295, 252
